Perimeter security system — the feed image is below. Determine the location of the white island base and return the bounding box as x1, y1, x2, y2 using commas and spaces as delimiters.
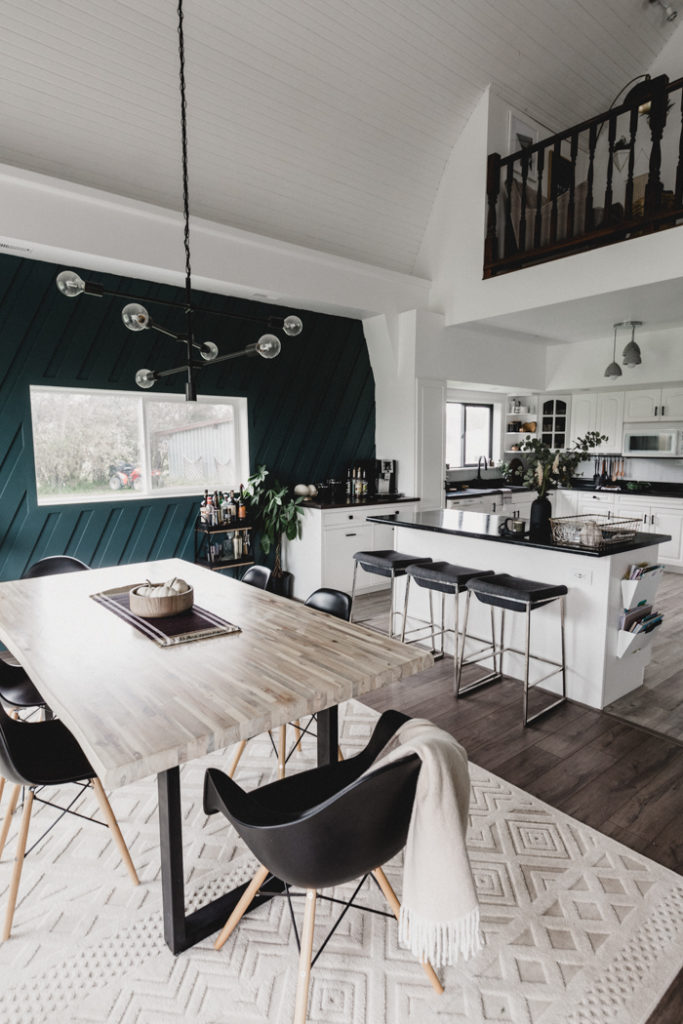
386, 520, 664, 711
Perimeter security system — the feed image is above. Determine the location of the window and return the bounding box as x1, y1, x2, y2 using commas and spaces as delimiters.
29, 386, 249, 505
446, 402, 493, 468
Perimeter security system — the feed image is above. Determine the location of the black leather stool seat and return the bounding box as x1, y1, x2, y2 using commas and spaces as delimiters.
468, 573, 568, 612
352, 550, 432, 579
407, 561, 494, 595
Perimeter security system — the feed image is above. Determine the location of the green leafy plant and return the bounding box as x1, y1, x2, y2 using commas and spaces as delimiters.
520, 431, 608, 498
245, 465, 304, 577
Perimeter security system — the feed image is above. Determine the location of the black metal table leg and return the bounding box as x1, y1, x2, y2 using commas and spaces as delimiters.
316, 705, 338, 767
158, 707, 340, 953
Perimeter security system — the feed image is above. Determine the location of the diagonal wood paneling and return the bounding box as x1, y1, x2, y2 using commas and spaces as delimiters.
0, 253, 375, 581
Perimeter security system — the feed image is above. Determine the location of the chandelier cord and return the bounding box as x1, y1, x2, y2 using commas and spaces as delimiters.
177, 0, 194, 338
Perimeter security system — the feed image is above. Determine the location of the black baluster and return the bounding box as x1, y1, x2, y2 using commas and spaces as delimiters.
534, 146, 545, 249
584, 124, 597, 233
603, 113, 616, 226
504, 161, 515, 256
485, 152, 501, 273
644, 75, 669, 214
550, 140, 561, 242
519, 152, 529, 251
624, 106, 639, 218
567, 133, 578, 239
675, 87, 683, 205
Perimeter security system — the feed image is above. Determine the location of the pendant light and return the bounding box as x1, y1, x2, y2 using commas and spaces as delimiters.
604, 325, 623, 379
56, 0, 302, 401
620, 320, 643, 367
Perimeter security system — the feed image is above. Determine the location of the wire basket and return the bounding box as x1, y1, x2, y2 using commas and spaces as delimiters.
550, 514, 642, 550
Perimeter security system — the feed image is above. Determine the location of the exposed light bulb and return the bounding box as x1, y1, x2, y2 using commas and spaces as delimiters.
135, 368, 157, 389
254, 334, 281, 359
283, 314, 303, 337
199, 341, 219, 361
122, 303, 150, 332
56, 270, 85, 297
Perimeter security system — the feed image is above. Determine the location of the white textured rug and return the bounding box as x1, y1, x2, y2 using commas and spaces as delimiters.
0, 700, 681, 1024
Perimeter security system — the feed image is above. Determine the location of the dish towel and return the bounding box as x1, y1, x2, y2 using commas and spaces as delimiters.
369, 717, 482, 968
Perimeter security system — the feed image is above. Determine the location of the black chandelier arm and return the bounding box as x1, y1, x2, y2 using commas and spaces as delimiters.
147, 343, 260, 383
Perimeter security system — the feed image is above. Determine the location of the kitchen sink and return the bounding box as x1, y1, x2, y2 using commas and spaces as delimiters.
465, 477, 509, 488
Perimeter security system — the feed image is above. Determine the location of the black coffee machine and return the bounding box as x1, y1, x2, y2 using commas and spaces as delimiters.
375, 459, 397, 495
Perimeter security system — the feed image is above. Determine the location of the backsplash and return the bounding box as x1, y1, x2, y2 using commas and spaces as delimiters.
573, 457, 683, 484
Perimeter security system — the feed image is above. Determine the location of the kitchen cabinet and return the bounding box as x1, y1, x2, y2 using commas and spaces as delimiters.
540, 396, 570, 449
623, 387, 683, 422
503, 395, 538, 454
617, 496, 683, 567
283, 501, 420, 600
569, 391, 623, 450
550, 489, 578, 518
576, 491, 617, 518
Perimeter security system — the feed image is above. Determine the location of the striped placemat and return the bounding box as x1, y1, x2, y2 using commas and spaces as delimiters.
91, 585, 241, 647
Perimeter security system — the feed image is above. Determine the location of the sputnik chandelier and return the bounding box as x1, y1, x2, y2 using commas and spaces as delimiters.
56, 0, 302, 401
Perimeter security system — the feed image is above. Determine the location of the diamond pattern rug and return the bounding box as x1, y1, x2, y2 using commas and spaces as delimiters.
0, 700, 681, 1024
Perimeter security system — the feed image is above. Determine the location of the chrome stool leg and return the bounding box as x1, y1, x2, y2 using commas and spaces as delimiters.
350, 561, 360, 623
401, 576, 412, 642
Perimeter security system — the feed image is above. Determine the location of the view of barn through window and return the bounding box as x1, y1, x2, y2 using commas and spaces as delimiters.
29, 387, 246, 504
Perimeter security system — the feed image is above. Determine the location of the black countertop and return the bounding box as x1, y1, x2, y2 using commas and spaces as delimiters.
445, 480, 683, 500
300, 495, 419, 511
367, 508, 670, 558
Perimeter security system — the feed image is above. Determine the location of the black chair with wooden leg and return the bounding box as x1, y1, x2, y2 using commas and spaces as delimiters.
0, 702, 139, 940
240, 565, 271, 590
0, 556, 90, 824
204, 709, 444, 1024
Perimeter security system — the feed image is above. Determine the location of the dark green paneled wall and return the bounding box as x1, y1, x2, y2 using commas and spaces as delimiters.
0, 255, 375, 580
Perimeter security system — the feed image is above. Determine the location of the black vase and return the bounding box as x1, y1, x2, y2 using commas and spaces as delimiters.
530, 495, 553, 542
269, 570, 293, 598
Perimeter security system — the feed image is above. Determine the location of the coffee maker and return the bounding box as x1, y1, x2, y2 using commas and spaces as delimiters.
375, 459, 397, 495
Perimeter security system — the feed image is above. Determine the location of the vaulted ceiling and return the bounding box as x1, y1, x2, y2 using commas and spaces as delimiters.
0, 0, 679, 275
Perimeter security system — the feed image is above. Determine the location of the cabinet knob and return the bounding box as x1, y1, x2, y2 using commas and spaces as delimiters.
348, 514, 354, 519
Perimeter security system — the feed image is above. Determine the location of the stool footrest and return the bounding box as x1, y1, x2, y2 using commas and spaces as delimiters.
525, 696, 566, 726
456, 671, 501, 695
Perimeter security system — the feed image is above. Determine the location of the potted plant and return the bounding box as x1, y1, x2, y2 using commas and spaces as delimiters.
245, 465, 304, 596
519, 431, 607, 539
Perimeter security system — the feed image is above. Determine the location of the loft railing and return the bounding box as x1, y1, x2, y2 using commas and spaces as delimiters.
484, 74, 683, 278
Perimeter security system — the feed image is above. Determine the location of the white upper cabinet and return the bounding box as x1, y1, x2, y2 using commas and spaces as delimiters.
623, 387, 683, 421
569, 391, 623, 450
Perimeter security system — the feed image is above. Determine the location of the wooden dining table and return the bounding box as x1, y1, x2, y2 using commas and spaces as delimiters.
0, 557, 432, 953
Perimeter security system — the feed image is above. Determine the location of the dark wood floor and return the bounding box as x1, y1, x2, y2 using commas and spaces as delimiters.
356, 597, 683, 1024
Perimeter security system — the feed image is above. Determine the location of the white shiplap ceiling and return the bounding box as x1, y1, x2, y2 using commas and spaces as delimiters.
0, 0, 678, 275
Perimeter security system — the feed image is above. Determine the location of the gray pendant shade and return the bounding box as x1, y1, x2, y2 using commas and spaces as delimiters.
604, 325, 623, 378
622, 322, 643, 366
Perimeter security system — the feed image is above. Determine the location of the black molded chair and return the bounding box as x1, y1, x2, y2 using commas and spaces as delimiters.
204, 710, 443, 1024
0, 556, 90, 712
0, 702, 139, 940
241, 565, 271, 589
228, 588, 352, 780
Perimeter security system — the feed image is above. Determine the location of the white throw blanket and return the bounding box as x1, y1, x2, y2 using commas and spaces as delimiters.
369, 718, 482, 968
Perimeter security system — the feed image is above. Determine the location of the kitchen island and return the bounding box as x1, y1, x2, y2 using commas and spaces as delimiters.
367, 508, 670, 711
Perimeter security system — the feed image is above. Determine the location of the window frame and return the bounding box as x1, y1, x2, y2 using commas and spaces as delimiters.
446, 401, 494, 468
29, 385, 249, 507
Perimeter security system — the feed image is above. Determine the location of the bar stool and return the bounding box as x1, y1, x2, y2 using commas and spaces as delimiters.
399, 562, 495, 692
462, 573, 568, 727
350, 550, 432, 638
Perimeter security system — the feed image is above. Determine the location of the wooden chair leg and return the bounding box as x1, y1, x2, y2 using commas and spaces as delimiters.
90, 778, 139, 886
293, 719, 302, 752
228, 739, 248, 779
294, 889, 317, 1024
214, 863, 270, 951
372, 868, 444, 995
337, 745, 344, 762
2, 789, 34, 941
0, 776, 5, 808
278, 724, 287, 780
0, 783, 21, 858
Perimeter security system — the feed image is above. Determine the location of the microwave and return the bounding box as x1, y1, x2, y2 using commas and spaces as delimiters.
622, 426, 683, 457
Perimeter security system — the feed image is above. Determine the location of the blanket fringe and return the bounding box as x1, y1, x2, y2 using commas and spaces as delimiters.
398, 904, 483, 968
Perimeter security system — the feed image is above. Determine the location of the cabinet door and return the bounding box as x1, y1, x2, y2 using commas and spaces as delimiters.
660, 387, 683, 420
577, 492, 616, 518
648, 505, 683, 565
570, 393, 598, 444
617, 498, 650, 527
622, 389, 660, 421
323, 523, 375, 593
551, 490, 577, 518
596, 391, 624, 450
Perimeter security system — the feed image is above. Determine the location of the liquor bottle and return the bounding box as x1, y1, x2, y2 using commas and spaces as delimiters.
355, 467, 362, 498
219, 491, 227, 524
228, 489, 237, 523
200, 490, 208, 524
346, 467, 353, 499
361, 468, 368, 497
238, 486, 247, 520
205, 492, 214, 525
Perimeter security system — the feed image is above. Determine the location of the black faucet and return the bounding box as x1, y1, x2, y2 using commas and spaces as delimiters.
476, 456, 489, 481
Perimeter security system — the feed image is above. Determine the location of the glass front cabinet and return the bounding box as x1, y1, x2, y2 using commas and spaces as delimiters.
541, 396, 570, 449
